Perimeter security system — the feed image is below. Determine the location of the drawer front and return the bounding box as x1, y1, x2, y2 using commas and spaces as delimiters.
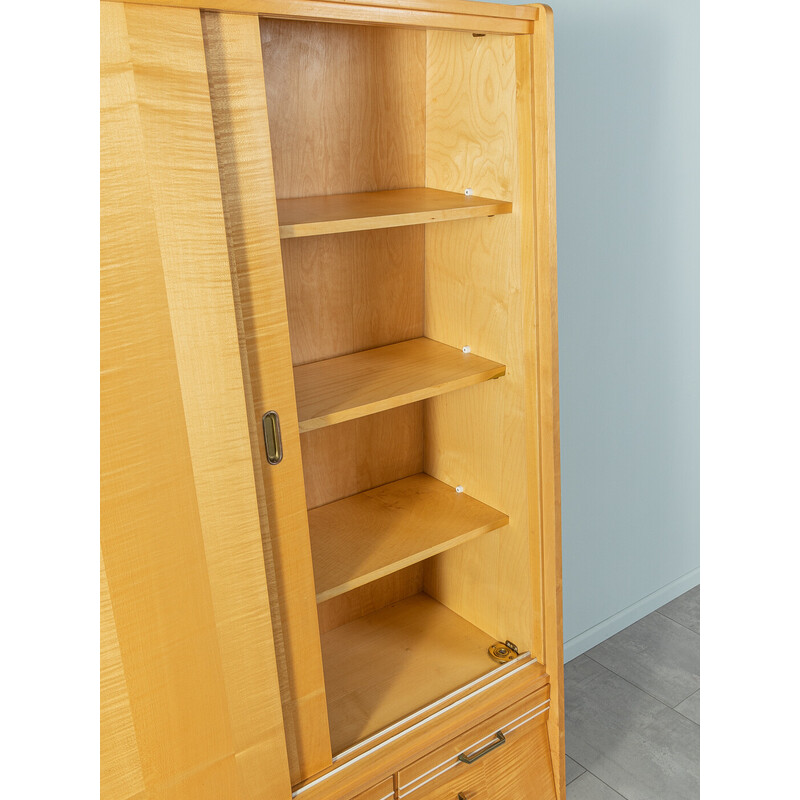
400, 723, 555, 800
353, 776, 394, 800
398, 688, 554, 800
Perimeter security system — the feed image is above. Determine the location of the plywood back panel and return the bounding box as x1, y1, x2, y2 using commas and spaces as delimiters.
262, 18, 427, 524
282, 227, 424, 367
302, 405, 423, 631
263, 16, 427, 376
282, 227, 424, 526
200, 10, 333, 784
260, 18, 426, 198
100, 4, 290, 798
301, 404, 424, 510
317, 565, 424, 635
423, 30, 538, 654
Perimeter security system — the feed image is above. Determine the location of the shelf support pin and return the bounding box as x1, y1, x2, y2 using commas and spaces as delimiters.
462, 345, 471, 354
455, 485, 464, 494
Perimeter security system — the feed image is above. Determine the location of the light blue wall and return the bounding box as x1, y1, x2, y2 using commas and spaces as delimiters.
479, 1, 700, 659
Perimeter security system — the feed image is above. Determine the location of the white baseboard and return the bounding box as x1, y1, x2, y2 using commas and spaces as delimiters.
563, 567, 700, 663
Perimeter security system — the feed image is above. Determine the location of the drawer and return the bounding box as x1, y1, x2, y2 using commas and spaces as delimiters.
397, 687, 554, 800
353, 776, 394, 800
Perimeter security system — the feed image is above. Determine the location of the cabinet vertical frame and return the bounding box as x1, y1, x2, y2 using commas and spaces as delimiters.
101, 2, 563, 799
528, 8, 565, 799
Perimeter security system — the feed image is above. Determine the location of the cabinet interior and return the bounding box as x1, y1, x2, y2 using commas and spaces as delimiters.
259, 17, 540, 755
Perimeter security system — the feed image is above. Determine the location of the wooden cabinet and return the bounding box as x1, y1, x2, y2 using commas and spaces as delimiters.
353, 778, 395, 800
397, 689, 556, 800
100, 2, 562, 800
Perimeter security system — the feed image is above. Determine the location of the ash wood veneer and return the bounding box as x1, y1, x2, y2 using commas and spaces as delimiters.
294, 337, 506, 432
309, 473, 508, 602
101, 2, 562, 799
320, 593, 512, 755
352, 777, 395, 800
100, 4, 292, 797
115, 0, 538, 35
200, 10, 333, 783
396, 687, 555, 800
278, 188, 512, 238
292, 660, 549, 800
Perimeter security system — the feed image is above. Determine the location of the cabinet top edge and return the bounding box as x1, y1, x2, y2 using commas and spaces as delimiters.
103, 0, 541, 34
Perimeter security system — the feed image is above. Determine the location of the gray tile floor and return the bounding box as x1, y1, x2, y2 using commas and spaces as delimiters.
565, 586, 699, 800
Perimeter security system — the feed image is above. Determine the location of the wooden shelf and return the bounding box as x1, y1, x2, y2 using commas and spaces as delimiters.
309, 473, 509, 603
321, 593, 503, 754
277, 187, 512, 239
294, 338, 505, 433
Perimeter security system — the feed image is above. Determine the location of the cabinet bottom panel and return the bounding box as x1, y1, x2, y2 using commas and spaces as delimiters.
293, 658, 549, 800
322, 592, 529, 755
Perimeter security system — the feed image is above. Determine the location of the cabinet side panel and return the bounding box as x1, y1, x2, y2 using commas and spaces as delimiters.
529, 7, 565, 799
423, 31, 538, 654
492, 722, 558, 800
201, 11, 333, 784
100, 4, 289, 798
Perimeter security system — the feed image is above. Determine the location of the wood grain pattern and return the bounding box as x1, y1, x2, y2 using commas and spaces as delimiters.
396, 687, 550, 792
282, 228, 424, 367
301, 404, 423, 510
262, 18, 426, 199
102, 3, 562, 799
265, 19, 430, 632
512, 25, 548, 678
423, 30, 537, 655
352, 777, 395, 800
309, 473, 508, 602
321, 593, 501, 755
293, 661, 548, 800
397, 698, 556, 799
100, 4, 290, 798
529, 9, 565, 800
100, 555, 145, 800
317, 564, 424, 635
295, 338, 506, 432
200, 10, 332, 785
327, 653, 538, 767
104, 0, 539, 29
278, 188, 512, 238
105, 0, 536, 34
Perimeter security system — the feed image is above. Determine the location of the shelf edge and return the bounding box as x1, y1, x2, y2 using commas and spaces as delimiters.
298, 361, 505, 433
312, 481, 509, 603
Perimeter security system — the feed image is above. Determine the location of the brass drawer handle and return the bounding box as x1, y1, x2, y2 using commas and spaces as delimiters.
456, 730, 506, 764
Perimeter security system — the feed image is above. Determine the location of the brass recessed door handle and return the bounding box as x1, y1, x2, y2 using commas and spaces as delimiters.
262, 411, 283, 465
